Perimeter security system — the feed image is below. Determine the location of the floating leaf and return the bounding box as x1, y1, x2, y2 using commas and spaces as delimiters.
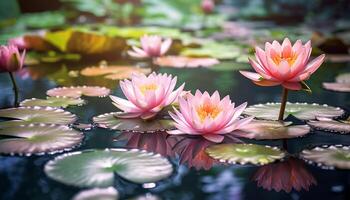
243, 102, 345, 121
300, 145, 350, 169
80, 65, 151, 80
322, 82, 350, 92
20, 97, 85, 108
206, 143, 286, 165
234, 120, 310, 140
44, 149, 173, 187
72, 187, 119, 200
154, 56, 219, 68
0, 125, 83, 156
47, 86, 110, 98
180, 42, 241, 59
336, 73, 350, 83
0, 107, 77, 127
307, 117, 350, 134
45, 29, 127, 55
93, 112, 174, 133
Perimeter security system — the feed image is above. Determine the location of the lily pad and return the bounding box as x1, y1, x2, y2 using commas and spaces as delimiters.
308, 117, 350, 134
20, 97, 85, 108
45, 29, 127, 55
300, 145, 350, 169
154, 56, 219, 68
0, 125, 83, 156
206, 143, 286, 165
47, 86, 110, 98
44, 149, 173, 187
0, 107, 77, 127
322, 82, 350, 92
80, 65, 151, 80
243, 102, 345, 121
234, 120, 310, 140
180, 42, 241, 60
93, 112, 174, 133
72, 187, 119, 200
336, 73, 350, 83
323, 73, 350, 92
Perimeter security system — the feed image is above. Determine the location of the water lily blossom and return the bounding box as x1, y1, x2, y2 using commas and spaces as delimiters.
127, 35, 172, 58
168, 90, 253, 143
110, 72, 185, 120
201, 0, 215, 14
0, 44, 26, 107
0, 45, 26, 72
240, 38, 325, 91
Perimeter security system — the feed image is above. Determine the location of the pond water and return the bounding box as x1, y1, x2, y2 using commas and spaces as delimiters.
0, 58, 349, 200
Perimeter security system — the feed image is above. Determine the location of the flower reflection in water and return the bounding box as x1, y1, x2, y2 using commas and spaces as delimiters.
251, 157, 317, 192
114, 131, 179, 157
171, 135, 242, 170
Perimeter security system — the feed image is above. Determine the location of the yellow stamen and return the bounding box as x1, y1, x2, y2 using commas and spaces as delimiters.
196, 102, 221, 122
139, 83, 158, 94
272, 53, 297, 66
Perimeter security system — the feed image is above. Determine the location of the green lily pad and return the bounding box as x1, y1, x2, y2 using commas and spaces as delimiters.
93, 112, 174, 133
0, 125, 83, 156
336, 73, 350, 83
20, 97, 85, 108
180, 42, 242, 60
206, 143, 286, 165
47, 86, 110, 98
307, 117, 350, 134
0, 107, 77, 128
44, 149, 173, 187
72, 187, 119, 200
243, 102, 345, 121
300, 145, 350, 169
234, 120, 310, 140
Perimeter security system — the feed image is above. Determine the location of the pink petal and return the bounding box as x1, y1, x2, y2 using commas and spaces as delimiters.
203, 134, 224, 143
253, 80, 281, 87
239, 71, 262, 81
305, 54, 325, 74
248, 58, 272, 79
127, 50, 147, 58
282, 82, 302, 90
160, 38, 172, 55
281, 38, 292, 58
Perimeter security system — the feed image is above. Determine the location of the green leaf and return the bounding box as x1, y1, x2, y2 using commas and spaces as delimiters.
300, 145, 350, 169
0, 125, 83, 156
206, 143, 286, 165
20, 97, 85, 108
243, 102, 345, 120
44, 148, 173, 187
93, 112, 174, 133
0, 107, 77, 128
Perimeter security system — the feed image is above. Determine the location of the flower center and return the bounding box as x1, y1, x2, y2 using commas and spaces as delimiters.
139, 83, 158, 94
272, 54, 297, 66
196, 102, 221, 122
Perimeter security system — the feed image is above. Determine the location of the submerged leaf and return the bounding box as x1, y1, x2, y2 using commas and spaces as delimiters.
206, 143, 286, 165
93, 112, 174, 133
234, 120, 310, 140
300, 145, 350, 169
44, 149, 173, 187
20, 97, 85, 108
0, 107, 77, 127
72, 187, 119, 200
47, 86, 110, 98
0, 125, 83, 156
243, 102, 345, 121
154, 56, 219, 68
80, 65, 151, 80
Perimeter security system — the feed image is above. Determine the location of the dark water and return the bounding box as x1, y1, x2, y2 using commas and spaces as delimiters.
0, 60, 349, 200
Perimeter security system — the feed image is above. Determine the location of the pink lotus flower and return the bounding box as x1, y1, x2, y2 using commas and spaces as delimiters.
127, 35, 172, 58
201, 0, 215, 14
110, 72, 185, 120
0, 45, 26, 73
168, 90, 253, 143
240, 38, 325, 90
8, 36, 27, 50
